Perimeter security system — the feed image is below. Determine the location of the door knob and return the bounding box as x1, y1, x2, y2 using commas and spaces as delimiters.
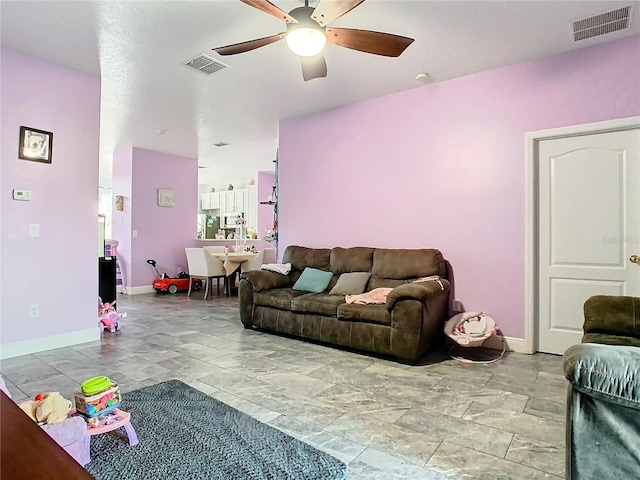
631, 255, 640, 264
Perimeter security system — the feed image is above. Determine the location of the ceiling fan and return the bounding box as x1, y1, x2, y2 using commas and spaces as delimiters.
213, 0, 414, 81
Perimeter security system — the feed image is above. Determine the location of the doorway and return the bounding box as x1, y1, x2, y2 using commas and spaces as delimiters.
525, 117, 640, 354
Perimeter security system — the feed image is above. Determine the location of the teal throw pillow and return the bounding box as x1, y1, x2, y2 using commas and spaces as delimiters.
293, 267, 333, 293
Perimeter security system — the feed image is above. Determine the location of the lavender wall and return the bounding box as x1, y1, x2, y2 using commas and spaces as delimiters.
129, 148, 198, 287
279, 35, 640, 339
1, 48, 101, 353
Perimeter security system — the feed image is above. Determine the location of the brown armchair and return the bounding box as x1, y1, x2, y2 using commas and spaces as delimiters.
563, 295, 640, 480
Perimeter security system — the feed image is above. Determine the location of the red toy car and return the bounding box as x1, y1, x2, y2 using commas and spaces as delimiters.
147, 259, 201, 294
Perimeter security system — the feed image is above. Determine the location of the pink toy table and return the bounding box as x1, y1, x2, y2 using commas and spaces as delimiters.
83, 409, 138, 464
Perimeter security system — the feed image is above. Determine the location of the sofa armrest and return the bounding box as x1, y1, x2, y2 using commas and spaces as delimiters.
583, 295, 640, 339
241, 270, 291, 292
385, 279, 450, 311
563, 343, 640, 410
41, 416, 87, 448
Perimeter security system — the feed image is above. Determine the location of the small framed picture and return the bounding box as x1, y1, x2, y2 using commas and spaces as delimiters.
19, 126, 53, 163
157, 188, 175, 207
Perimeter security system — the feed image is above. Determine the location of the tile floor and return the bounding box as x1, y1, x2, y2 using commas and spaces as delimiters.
0, 292, 567, 479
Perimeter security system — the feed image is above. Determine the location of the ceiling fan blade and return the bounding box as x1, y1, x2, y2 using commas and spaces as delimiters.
240, 0, 297, 23
213, 33, 286, 56
326, 27, 414, 57
301, 56, 327, 81
311, 0, 365, 27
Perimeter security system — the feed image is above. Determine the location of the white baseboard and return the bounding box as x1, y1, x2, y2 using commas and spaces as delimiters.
0, 328, 100, 360
482, 335, 529, 354
124, 285, 154, 295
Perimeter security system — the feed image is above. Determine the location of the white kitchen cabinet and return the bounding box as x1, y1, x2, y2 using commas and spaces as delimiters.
245, 185, 257, 230
223, 189, 248, 213
210, 192, 221, 209
200, 192, 221, 211
208, 188, 255, 228
234, 190, 245, 212
200, 193, 211, 210
224, 191, 236, 212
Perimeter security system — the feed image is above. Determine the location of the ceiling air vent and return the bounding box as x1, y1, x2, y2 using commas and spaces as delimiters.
183, 54, 229, 76
572, 5, 632, 41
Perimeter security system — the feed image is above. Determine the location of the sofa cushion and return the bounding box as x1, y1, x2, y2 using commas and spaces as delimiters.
329, 272, 371, 296
293, 267, 333, 293
254, 288, 308, 310
330, 247, 375, 274
283, 244, 329, 269
372, 249, 445, 279
337, 303, 391, 326
583, 295, 640, 340
369, 277, 411, 290
583, 333, 640, 347
283, 246, 331, 285
291, 294, 346, 316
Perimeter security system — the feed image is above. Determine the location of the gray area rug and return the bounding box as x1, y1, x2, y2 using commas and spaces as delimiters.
85, 379, 348, 480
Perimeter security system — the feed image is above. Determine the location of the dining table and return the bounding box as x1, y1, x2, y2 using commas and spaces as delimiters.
210, 251, 259, 295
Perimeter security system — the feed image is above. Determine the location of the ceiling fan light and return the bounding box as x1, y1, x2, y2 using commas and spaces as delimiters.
285, 27, 327, 57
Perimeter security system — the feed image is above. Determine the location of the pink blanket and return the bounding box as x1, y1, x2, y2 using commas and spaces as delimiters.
345, 288, 393, 305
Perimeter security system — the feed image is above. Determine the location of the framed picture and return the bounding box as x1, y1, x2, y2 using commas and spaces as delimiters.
19, 126, 53, 163
157, 188, 175, 207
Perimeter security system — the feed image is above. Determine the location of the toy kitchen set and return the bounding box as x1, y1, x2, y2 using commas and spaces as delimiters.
197, 185, 259, 241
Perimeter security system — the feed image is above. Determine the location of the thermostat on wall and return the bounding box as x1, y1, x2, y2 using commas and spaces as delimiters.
13, 189, 31, 201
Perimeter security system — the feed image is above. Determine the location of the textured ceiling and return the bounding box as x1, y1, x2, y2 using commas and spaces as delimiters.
1, 0, 638, 183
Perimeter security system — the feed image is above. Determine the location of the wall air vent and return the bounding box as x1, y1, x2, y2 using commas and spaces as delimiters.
182, 54, 229, 76
572, 5, 632, 41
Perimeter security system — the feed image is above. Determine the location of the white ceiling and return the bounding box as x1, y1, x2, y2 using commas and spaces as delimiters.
2, 1, 638, 184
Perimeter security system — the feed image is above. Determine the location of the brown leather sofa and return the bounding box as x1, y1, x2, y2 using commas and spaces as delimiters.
239, 246, 451, 362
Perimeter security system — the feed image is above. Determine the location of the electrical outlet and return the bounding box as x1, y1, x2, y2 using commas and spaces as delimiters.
29, 304, 39, 318
452, 300, 462, 312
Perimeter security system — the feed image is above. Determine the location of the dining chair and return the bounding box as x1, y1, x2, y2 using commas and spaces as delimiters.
185, 248, 226, 299
262, 247, 276, 265
240, 249, 266, 274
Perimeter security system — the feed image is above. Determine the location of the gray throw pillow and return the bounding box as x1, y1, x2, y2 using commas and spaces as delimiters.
329, 272, 371, 296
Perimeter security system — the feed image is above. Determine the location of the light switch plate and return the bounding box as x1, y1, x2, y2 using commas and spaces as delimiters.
28, 224, 40, 237
13, 189, 31, 201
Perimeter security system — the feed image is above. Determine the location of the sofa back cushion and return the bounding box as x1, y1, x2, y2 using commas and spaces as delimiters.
583, 295, 640, 341
330, 247, 375, 274
370, 249, 445, 289
283, 246, 331, 284
282, 246, 446, 291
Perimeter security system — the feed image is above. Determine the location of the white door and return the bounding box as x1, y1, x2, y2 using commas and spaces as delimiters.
538, 128, 640, 354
